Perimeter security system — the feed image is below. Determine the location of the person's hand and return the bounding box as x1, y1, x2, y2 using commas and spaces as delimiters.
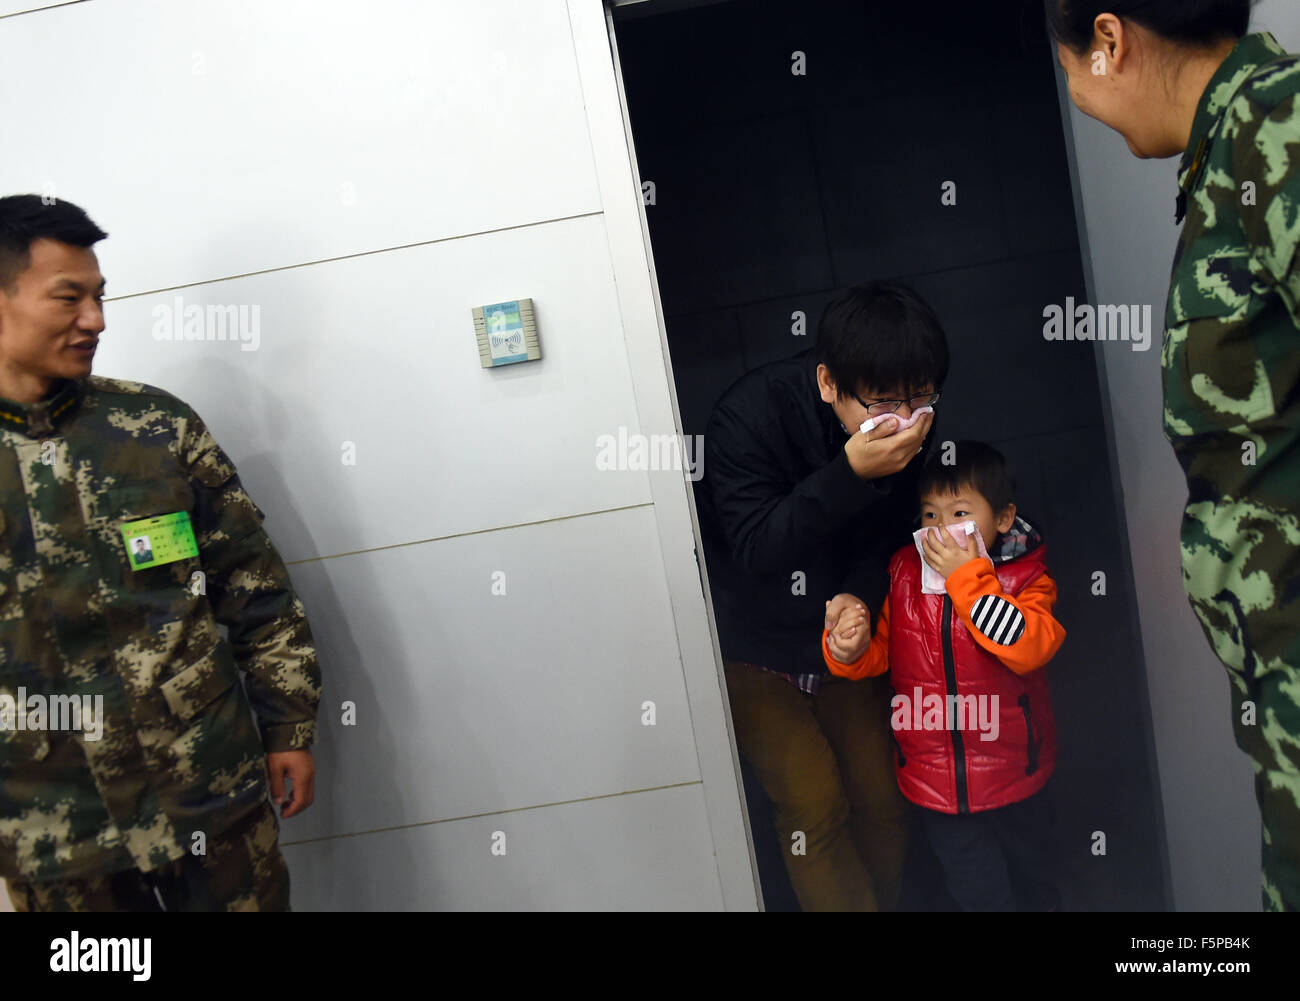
921, 524, 982, 580
267, 749, 316, 819
844, 410, 934, 480
824, 592, 866, 637
827, 604, 871, 664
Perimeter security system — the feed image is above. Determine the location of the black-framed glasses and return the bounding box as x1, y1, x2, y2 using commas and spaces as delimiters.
852, 391, 941, 417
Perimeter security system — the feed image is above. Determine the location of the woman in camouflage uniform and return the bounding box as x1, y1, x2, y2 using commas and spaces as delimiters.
1050, 0, 1300, 911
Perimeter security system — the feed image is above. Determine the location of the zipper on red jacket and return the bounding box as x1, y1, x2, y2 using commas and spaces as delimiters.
941, 593, 969, 813
1019, 694, 1039, 776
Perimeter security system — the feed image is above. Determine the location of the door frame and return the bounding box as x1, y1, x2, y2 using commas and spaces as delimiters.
567, 0, 764, 910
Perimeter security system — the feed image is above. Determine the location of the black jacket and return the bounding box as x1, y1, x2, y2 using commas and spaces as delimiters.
696, 350, 935, 675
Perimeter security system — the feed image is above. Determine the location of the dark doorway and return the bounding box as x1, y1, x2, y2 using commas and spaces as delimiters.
614, 0, 1169, 910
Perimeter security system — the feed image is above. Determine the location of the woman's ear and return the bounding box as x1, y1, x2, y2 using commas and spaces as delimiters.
996, 502, 1017, 534
1093, 13, 1127, 71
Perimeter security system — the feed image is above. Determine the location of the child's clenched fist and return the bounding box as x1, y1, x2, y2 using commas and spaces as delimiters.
825, 595, 871, 664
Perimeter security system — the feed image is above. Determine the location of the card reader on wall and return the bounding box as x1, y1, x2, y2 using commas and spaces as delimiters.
473, 298, 542, 367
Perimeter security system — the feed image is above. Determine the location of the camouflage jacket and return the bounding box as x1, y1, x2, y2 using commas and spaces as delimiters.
1163, 32, 1300, 689
0, 375, 321, 882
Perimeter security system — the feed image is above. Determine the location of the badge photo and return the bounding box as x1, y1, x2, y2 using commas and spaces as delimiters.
119, 510, 199, 571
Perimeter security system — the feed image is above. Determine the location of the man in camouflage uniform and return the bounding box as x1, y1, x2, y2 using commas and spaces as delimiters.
1163, 31, 1300, 912
0, 194, 322, 911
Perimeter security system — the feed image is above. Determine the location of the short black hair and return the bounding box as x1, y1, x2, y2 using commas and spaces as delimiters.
1044, 0, 1252, 55
815, 280, 949, 402
918, 440, 1015, 516
0, 194, 107, 292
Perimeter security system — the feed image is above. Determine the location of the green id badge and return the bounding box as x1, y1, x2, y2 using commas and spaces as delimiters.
121, 510, 199, 570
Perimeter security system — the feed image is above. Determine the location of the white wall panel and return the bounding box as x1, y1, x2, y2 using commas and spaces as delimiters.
280, 505, 701, 842
97, 213, 650, 560
571, 0, 760, 909
0, 0, 758, 911
281, 782, 722, 910
0, 2, 73, 15
0, 0, 601, 297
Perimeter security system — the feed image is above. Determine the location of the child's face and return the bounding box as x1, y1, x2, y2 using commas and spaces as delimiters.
919, 486, 1015, 551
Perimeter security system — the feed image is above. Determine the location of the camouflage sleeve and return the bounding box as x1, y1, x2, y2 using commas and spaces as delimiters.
1234, 90, 1300, 315
1165, 90, 1300, 439
179, 409, 322, 753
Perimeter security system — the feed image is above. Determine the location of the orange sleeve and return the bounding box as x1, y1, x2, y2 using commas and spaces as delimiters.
943, 558, 1065, 675
822, 594, 890, 679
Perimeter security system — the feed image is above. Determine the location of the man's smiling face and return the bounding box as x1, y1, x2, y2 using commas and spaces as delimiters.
0, 237, 105, 402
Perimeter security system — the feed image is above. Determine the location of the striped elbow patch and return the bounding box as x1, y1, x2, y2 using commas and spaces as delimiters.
971, 594, 1025, 645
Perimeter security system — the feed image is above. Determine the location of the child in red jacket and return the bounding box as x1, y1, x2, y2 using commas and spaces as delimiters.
823, 441, 1066, 911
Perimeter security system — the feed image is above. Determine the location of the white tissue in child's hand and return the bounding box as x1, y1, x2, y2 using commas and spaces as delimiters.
913, 520, 990, 595
860, 405, 933, 436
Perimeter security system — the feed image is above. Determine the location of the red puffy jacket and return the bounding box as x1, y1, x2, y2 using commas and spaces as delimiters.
823, 522, 1065, 813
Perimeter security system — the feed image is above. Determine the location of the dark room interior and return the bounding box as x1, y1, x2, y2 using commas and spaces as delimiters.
614, 0, 1169, 911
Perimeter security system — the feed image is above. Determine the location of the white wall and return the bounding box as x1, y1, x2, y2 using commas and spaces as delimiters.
0, 0, 757, 911
1056, 1, 1300, 911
